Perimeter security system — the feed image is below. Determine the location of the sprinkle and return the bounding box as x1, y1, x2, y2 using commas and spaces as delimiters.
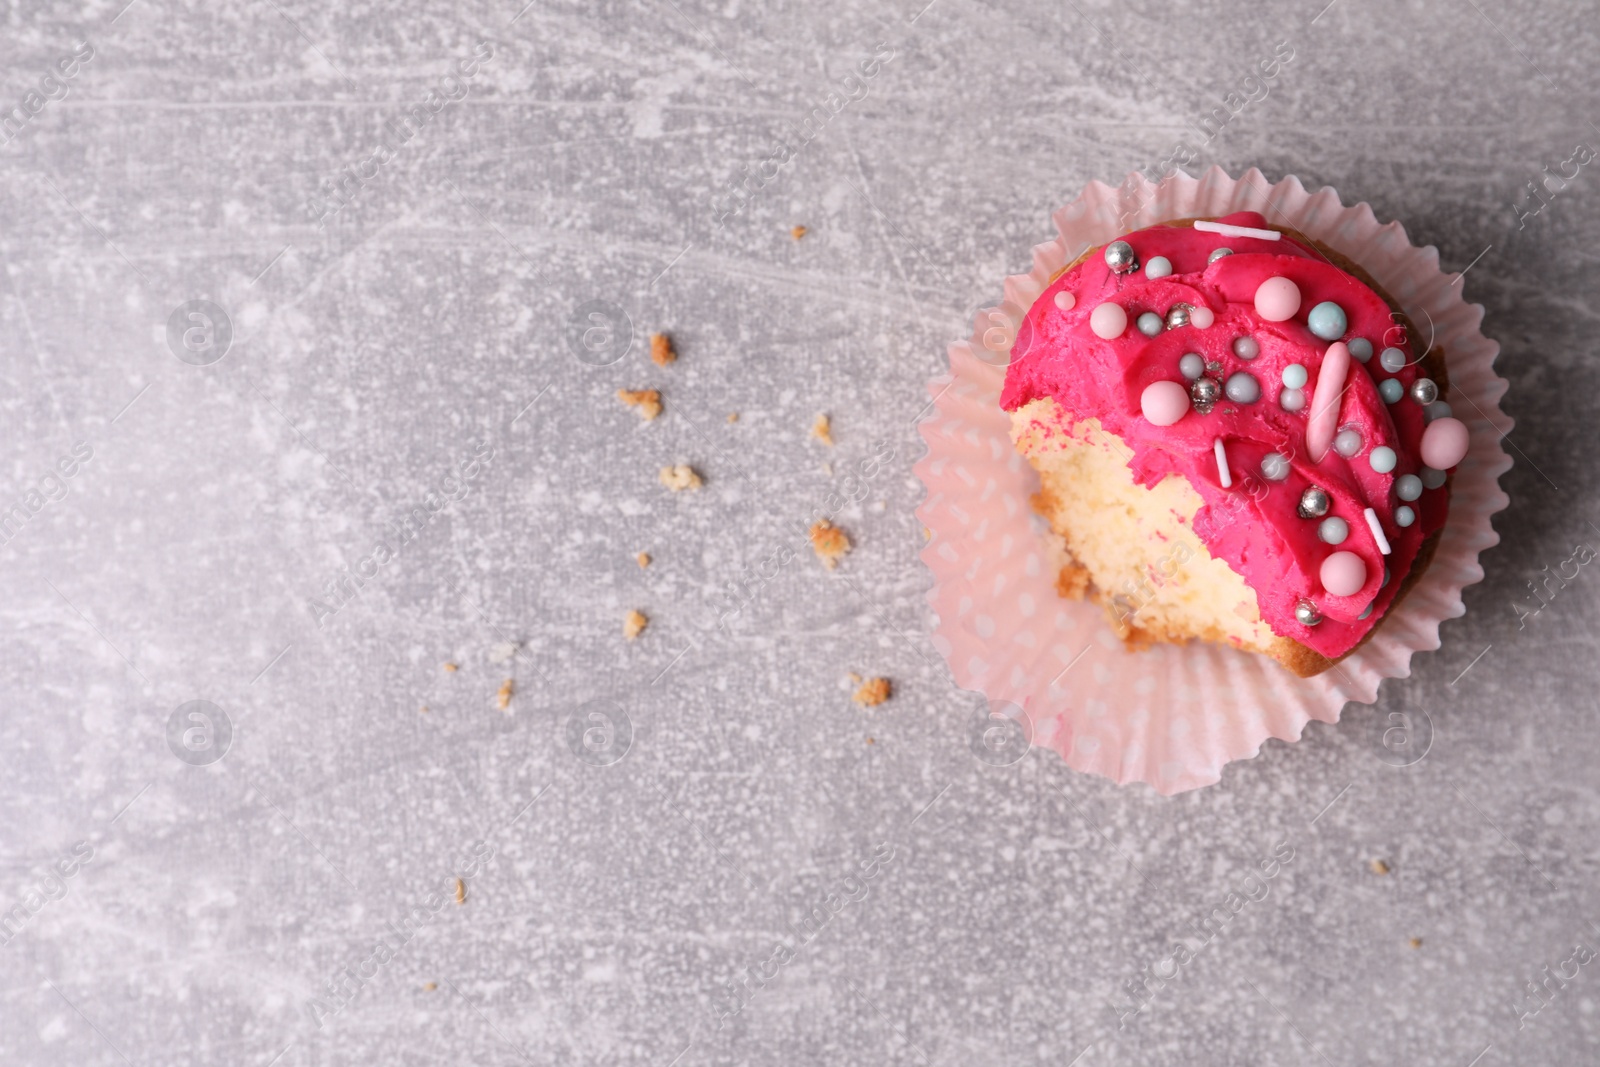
1333, 428, 1363, 457
1395, 505, 1416, 527
1194, 219, 1282, 241
1282, 363, 1308, 389
1214, 438, 1232, 488
1136, 311, 1164, 337
1188, 305, 1215, 328
1364, 507, 1392, 555
1141, 380, 1190, 426
1307, 301, 1348, 341
1306, 341, 1351, 462
1420, 466, 1448, 489
1395, 474, 1422, 501
1144, 255, 1172, 278
1279, 387, 1306, 412
1368, 445, 1397, 473
1254, 276, 1302, 322
1424, 400, 1453, 423
1208, 247, 1233, 263
1379, 378, 1404, 404
1224, 371, 1261, 404
1321, 551, 1367, 597
1379, 347, 1407, 373
1090, 302, 1127, 339
1232, 336, 1260, 360
1348, 338, 1373, 362
1318, 516, 1349, 544
1054, 290, 1076, 311
1179, 353, 1205, 379
1260, 452, 1290, 481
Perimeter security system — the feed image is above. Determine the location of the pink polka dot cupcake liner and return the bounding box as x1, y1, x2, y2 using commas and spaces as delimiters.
913, 168, 1512, 794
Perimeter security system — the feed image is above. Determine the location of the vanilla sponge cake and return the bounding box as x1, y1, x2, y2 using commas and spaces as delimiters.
1000, 213, 1466, 677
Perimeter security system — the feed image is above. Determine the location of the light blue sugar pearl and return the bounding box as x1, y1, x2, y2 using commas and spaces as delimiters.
1282, 363, 1308, 390
1382, 564, 1391, 588
1333, 428, 1363, 457
1279, 387, 1306, 412
1420, 466, 1448, 489
1260, 452, 1290, 481
1319, 516, 1349, 544
1179, 353, 1205, 379
1379, 346, 1407, 373
1395, 505, 1416, 528
1225, 372, 1261, 403
1379, 379, 1404, 404
1137, 312, 1164, 337
1425, 401, 1453, 423
1307, 301, 1347, 341
1359, 601, 1374, 620
1145, 255, 1173, 279
1395, 474, 1423, 501
1369, 446, 1398, 473
1348, 338, 1373, 362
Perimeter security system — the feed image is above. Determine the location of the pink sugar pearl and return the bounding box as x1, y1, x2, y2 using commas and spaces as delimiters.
1321, 551, 1367, 597
1140, 380, 1190, 426
1254, 276, 1302, 322
1420, 416, 1469, 469
1090, 302, 1127, 339
1188, 305, 1215, 329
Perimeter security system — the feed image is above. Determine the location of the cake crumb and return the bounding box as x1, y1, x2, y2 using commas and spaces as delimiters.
650, 332, 677, 366
866, 737, 875, 744
496, 678, 514, 710
616, 388, 662, 421
811, 413, 834, 445
659, 464, 702, 491
636, 551, 651, 568
1409, 937, 1423, 949
423, 982, 437, 992
624, 609, 648, 640
809, 520, 851, 568
791, 224, 808, 240
1055, 563, 1093, 600
419, 706, 429, 714
852, 677, 892, 706
443, 662, 458, 673
454, 878, 466, 904
727, 412, 739, 423
1369, 858, 1391, 875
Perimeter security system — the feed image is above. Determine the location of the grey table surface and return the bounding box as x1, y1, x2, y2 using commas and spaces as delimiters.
2, 0, 1598, 1064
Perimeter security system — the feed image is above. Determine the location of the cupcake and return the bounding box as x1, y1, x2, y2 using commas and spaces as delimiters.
916, 170, 1509, 792
1002, 211, 1467, 677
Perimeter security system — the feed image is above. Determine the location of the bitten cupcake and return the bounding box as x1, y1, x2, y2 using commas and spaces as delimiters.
1001, 211, 1468, 677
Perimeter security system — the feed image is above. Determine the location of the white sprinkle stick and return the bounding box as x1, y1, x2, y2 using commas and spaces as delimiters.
1193, 219, 1282, 241
1214, 438, 1232, 488
1364, 507, 1392, 555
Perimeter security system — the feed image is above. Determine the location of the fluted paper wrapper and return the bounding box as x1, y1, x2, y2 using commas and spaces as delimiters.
914, 168, 1512, 794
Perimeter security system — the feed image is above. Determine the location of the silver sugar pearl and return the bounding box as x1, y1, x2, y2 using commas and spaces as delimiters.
1208, 247, 1233, 263
1297, 485, 1330, 519
1410, 377, 1439, 405
1104, 240, 1138, 274
1165, 303, 1192, 330
1190, 377, 1220, 413
1295, 599, 1323, 626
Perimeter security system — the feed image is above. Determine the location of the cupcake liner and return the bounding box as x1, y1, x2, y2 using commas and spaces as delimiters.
914, 167, 1512, 794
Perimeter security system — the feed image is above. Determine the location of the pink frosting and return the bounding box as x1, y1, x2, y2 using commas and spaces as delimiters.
1001, 212, 1451, 658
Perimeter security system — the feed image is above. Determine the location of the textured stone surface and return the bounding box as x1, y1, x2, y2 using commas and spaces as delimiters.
1, 0, 1597, 1064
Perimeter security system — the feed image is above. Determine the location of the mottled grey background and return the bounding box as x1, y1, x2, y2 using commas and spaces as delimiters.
0, 0, 1596, 1064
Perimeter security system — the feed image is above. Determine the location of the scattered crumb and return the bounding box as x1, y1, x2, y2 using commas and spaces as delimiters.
616, 388, 662, 421
1369, 858, 1391, 875
496, 678, 514, 711
791, 224, 808, 240
811, 413, 834, 446
419, 706, 429, 714
636, 551, 651, 568
423, 982, 437, 992
624, 609, 648, 640
659, 464, 703, 491
1409, 937, 1423, 949
443, 662, 458, 673
727, 412, 739, 423
853, 677, 892, 707
847, 671, 862, 684
866, 737, 876, 745
650, 332, 677, 366
812, 518, 851, 566
809, 520, 851, 568
454, 878, 466, 904
489, 642, 519, 665
821, 463, 833, 476
1055, 562, 1093, 600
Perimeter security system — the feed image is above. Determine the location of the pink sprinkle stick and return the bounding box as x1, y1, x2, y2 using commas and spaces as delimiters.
1193, 219, 1281, 241
1306, 341, 1351, 463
